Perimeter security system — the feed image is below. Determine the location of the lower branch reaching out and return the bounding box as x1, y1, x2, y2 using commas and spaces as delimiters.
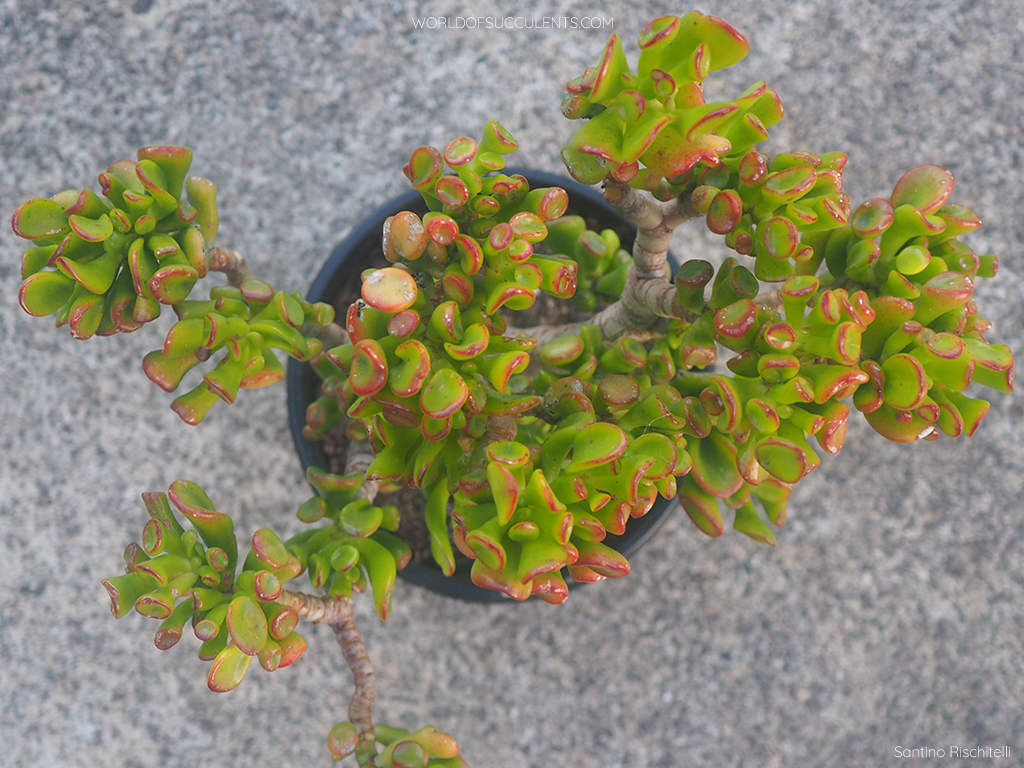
279, 591, 379, 764
277, 589, 353, 624
331, 605, 379, 763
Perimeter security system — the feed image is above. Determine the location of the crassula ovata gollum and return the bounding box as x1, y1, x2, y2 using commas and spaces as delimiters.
10, 10, 1013, 767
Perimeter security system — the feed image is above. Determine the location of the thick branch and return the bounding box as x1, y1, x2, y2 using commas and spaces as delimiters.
330, 608, 377, 755
601, 178, 666, 230
278, 591, 378, 762
755, 288, 783, 313
277, 589, 352, 623
510, 182, 698, 343
344, 439, 380, 502
207, 246, 255, 286
301, 321, 348, 348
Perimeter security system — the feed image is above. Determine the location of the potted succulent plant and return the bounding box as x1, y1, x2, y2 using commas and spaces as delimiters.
9, 11, 1013, 767
285, 166, 679, 603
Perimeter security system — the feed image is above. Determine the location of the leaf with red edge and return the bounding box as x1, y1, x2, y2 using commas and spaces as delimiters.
757, 216, 799, 261
102, 573, 149, 618
641, 123, 728, 179
419, 368, 468, 419
444, 323, 489, 361
477, 351, 529, 393
485, 282, 534, 313
912, 271, 973, 325
568, 108, 623, 162
851, 198, 894, 237
714, 299, 757, 340
56, 249, 122, 295
676, 10, 750, 74
574, 540, 630, 578
733, 502, 776, 546
68, 213, 113, 243
12, 198, 69, 240
755, 436, 810, 483
864, 404, 936, 442
226, 595, 268, 655
251, 528, 293, 570
814, 401, 850, 455
561, 146, 609, 185
891, 165, 954, 214
18, 271, 75, 316
361, 267, 418, 313
881, 353, 930, 410
963, 339, 1014, 394
706, 189, 743, 234
403, 146, 444, 191
678, 475, 723, 537
760, 165, 816, 208
68, 292, 104, 339
470, 560, 530, 600
350, 339, 389, 397
690, 432, 742, 498
168, 479, 237, 568
424, 212, 458, 246
137, 145, 192, 198
590, 33, 629, 102
149, 264, 198, 304
531, 572, 569, 604
567, 422, 628, 473
390, 339, 431, 397
351, 537, 396, 620
170, 383, 219, 425
276, 631, 307, 668
143, 349, 201, 392
207, 644, 252, 692
441, 136, 476, 167
384, 211, 428, 262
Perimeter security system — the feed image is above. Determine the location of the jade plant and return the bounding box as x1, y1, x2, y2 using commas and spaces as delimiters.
10, 11, 1013, 766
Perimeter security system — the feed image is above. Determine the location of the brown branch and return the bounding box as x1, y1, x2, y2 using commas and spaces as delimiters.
485, 414, 517, 441
330, 607, 378, 758
301, 321, 348, 349
509, 182, 699, 343
207, 245, 255, 286
277, 591, 379, 762
755, 288, 783, 313
344, 439, 380, 502
277, 589, 352, 623
595, 180, 698, 337
601, 178, 665, 230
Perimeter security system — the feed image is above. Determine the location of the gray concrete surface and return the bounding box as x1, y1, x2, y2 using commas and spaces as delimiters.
1, 1, 1021, 766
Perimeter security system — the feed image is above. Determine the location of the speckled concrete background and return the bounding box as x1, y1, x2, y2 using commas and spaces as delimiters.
1, 1, 1021, 767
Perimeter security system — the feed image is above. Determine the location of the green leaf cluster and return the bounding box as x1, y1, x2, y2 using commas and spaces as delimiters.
14, 146, 216, 338
560, 12, 783, 192
102, 481, 307, 693
289, 467, 411, 621
145, 279, 335, 423
328, 722, 466, 767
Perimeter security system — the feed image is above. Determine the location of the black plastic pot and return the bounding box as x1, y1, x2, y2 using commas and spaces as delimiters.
286, 168, 673, 602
